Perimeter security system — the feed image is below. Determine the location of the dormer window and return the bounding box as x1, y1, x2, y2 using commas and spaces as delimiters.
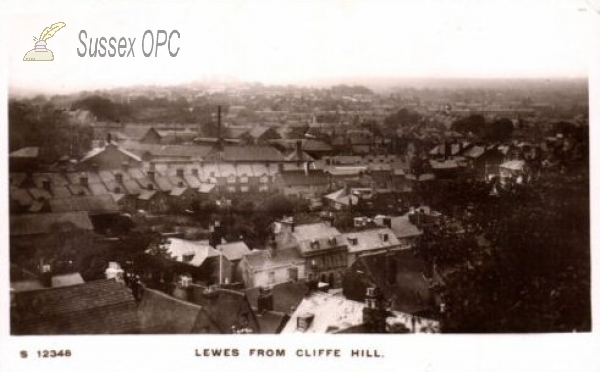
348, 236, 358, 245
329, 237, 337, 246
182, 252, 195, 263
310, 240, 320, 250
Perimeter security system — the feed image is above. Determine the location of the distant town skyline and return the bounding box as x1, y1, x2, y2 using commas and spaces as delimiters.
6, 0, 594, 94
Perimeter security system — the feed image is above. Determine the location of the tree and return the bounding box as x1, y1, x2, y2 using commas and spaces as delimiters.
263, 195, 294, 218
9, 99, 93, 162
451, 114, 485, 136
484, 117, 514, 141
384, 108, 421, 131
437, 172, 590, 333
72, 95, 131, 122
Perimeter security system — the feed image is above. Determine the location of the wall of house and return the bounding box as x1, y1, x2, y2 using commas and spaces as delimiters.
241, 260, 306, 289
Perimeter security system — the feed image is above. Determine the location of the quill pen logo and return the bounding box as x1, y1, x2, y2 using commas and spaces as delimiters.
23, 22, 66, 61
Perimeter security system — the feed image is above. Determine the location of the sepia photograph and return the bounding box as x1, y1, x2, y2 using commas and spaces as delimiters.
1, 0, 599, 370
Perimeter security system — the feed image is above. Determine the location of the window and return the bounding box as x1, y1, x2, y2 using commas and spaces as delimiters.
259, 185, 269, 193
227, 175, 236, 184
240, 186, 249, 193
268, 271, 275, 284
227, 186, 236, 193
240, 177, 249, 184
260, 176, 269, 183
288, 267, 298, 281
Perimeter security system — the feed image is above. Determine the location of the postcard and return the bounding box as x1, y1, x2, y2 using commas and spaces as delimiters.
1, 0, 599, 371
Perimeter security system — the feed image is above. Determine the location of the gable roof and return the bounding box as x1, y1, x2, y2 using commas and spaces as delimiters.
217, 241, 251, 261
48, 195, 119, 215
10, 212, 94, 236
163, 238, 220, 267
138, 286, 205, 334
79, 143, 142, 164
324, 188, 359, 206
243, 248, 303, 271
11, 279, 139, 335
197, 287, 258, 334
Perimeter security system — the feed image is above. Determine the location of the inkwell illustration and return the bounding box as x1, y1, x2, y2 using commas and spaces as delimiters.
23, 22, 66, 61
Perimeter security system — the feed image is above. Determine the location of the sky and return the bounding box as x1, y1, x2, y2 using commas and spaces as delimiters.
2, 0, 596, 94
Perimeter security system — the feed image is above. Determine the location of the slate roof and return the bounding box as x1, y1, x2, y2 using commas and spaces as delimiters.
217, 241, 251, 261
292, 222, 346, 254
243, 248, 303, 271
122, 179, 143, 195
10, 187, 34, 207
183, 175, 202, 189
281, 291, 439, 334
125, 143, 214, 159
67, 184, 91, 196
245, 280, 309, 315
11, 279, 139, 335
352, 252, 434, 316
255, 311, 288, 334
138, 190, 158, 201
342, 228, 403, 254
500, 160, 525, 171
198, 183, 217, 193
10, 172, 28, 187
188, 287, 258, 334
324, 188, 359, 206
170, 187, 189, 197
390, 216, 423, 239
33, 172, 69, 187
303, 139, 332, 152
463, 145, 486, 159
222, 145, 285, 162
10, 146, 39, 158
280, 291, 365, 333
138, 287, 205, 334
79, 144, 142, 163
49, 195, 120, 215
429, 159, 459, 170
51, 273, 84, 287
162, 238, 220, 267
326, 166, 367, 176
10, 212, 94, 236
88, 182, 109, 196
279, 170, 329, 187
153, 176, 174, 192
